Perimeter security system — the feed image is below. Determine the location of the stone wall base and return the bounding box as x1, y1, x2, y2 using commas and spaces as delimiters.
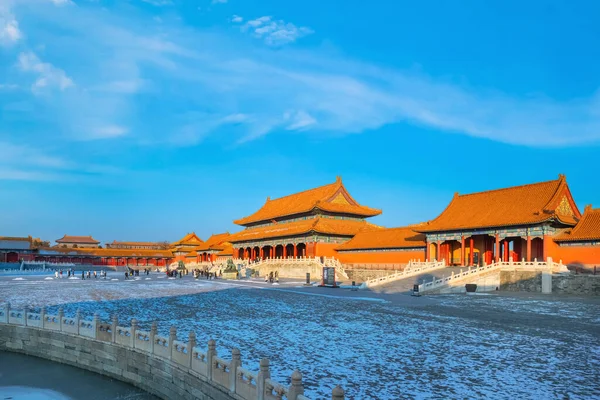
0, 325, 235, 400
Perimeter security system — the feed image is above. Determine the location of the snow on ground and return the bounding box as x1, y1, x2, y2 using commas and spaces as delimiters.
1, 273, 598, 399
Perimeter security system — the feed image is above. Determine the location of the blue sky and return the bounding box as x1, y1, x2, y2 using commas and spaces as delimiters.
1, 0, 598, 244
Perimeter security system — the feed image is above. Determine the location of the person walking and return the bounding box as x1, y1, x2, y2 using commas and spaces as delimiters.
81, 271, 85, 280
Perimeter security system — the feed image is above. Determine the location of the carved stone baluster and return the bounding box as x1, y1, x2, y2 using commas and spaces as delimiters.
207, 339, 217, 380
332, 385, 345, 400
188, 331, 196, 368
168, 326, 177, 360
150, 321, 157, 354
58, 308, 64, 331
75, 309, 81, 335
256, 358, 270, 400
287, 370, 305, 400
229, 348, 241, 393
130, 318, 137, 348
111, 315, 118, 343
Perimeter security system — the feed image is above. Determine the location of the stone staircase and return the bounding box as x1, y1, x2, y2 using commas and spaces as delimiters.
360, 259, 447, 289
417, 258, 569, 294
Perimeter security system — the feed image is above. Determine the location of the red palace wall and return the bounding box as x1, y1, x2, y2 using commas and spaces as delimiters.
552, 244, 600, 266
313, 243, 340, 258
335, 249, 426, 265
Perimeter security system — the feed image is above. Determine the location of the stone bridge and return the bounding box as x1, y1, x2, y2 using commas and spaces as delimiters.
0, 303, 346, 400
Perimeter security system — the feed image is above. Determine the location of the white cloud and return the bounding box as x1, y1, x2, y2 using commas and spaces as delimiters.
0, 83, 19, 90
231, 15, 243, 23
141, 0, 173, 6
243, 16, 313, 46
49, 0, 74, 6
0, 4, 21, 45
285, 110, 317, 130
6, 2, 600, 148
89, 125, 129, 139
0, 142, 68, 169
17, 51, 74, 92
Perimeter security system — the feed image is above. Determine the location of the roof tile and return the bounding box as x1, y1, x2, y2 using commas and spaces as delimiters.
234, 178, 381, 225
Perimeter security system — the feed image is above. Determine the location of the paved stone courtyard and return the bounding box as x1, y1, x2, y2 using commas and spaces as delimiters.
1, 272, 599, 399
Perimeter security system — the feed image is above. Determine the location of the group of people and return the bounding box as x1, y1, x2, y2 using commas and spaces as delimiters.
124, 268, 151, 279
53, 269, 107, 280
191, 268, 222, 280
265, 271, 279, 283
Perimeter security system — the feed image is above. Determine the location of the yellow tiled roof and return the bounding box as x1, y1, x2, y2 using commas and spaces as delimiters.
233, 177, 381, 225
555, 205, 600, 242
228, 217, 382, 242
336, 226, 426, 251
417, 175, 580, 232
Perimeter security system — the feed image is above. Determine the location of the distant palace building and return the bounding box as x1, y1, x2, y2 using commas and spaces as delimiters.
55, 235, 100, 249
227, 176, 383, 260
1, 174, 599, 269
106, 241, 164, 250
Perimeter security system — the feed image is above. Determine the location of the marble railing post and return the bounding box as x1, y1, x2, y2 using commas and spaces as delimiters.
58, 308, 64, 331
229, 348, 241, 393
256, 358, 270, 400
168, 326, 177, 360
188, 331, 196, 368
2, 303, 9, 324
40, 307, 46, 328
207, 339, 217, 380
150, 321, 157, 353
111, 315, 118, 343
93, 313, 100, 338
332, 386, 345, 400
75, 309, 81, 335
287, 370, 304, 400
131, 319, 138, 348
23, 306, 28, 326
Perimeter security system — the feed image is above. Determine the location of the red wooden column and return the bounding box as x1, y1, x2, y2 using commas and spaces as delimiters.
469, 237, 474, 266
293, 244, 297, 257
460, 236, 465, 266
495, 234, 500, 262
526, 236, 532, 261
283, 245, 287, 258
260, 248, 264, 259
426, 240, 431, 261
503, 239, 510, 261
542, 235, 552, 261
436, 241, 442, 262
271, 246, 275, 259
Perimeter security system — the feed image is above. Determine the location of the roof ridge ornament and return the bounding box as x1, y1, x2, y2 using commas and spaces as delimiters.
336, 176, 342, 183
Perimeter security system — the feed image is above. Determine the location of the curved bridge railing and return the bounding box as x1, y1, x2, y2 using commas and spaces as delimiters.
0, 303, 346, 400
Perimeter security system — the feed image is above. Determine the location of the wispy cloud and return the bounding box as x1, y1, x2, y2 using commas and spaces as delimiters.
231, 15, 243, 23
88, 125, 129, 139
4, 1, 600, 149
0, 3, 21, 45
17, 51, 74, 92
49, 0, 74, 6
239, 16, 313, 46
140, 0, 173, 6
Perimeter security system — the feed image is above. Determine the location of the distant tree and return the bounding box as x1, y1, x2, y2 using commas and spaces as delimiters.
98, 245, 103, 249
158, 241, 171, 250
31, 239, 50, 248
73, 244, 78, 248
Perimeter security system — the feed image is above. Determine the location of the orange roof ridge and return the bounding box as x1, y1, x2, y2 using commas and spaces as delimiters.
336, 225, 426, 251
234, 178, 380, 225
555, 206, 600, 242
456, 176, 562, 199
418, 176, 577, 232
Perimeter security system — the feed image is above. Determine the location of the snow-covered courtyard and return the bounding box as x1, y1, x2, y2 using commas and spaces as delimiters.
1, 272, 599, 399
